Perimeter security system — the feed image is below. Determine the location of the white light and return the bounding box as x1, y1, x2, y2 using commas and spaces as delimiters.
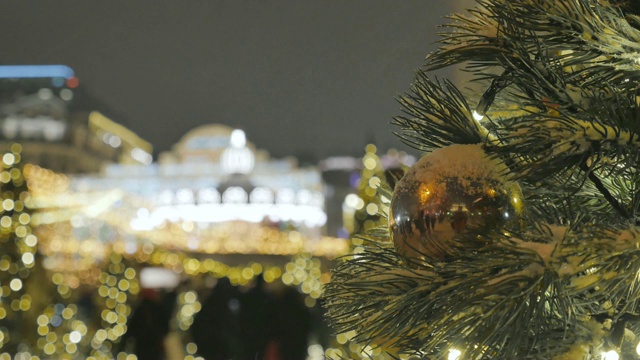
222, 129, 254, 174
125, 242, 137, 254
176, 188, 195, 204
307, 344, 324, 360
9, 278, 22, 291
130, 202, 328, 230
2, 117, 18, 139
42, 120, 66, 141
130, 216, 162, 231
157, 190, 173, 205
230, 129, 247, 148
21, 252, 34, 265
69, 331, 82, 344
472, 110, 484, 121
305, 212, 327, 227
197, 188, 220, 204
188, 238, 199, 250
108, 135, 121, 148
38, 88, 53, 100
344, 194, 359, 208
137, 208, 150, 218
60, 89, 73, 101
222, 187, 248, 204
139, 267, 181, 289
448, 348, 462, 360
297, 189, 313, 205
503, 212, 509, 218
221, 146, 254, 174
250, 187, 274, 204
276, 189, 296, 204
131, 148, 153, 165
2, 153, 14, 166
603, 350, 619, 360
636, 340, 640, 355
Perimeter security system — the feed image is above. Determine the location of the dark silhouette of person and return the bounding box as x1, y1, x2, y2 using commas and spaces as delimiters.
120, 288, 170, 360
191, 277, 242, 359
239, 276, 272, 359
421, 209, 431, 234
265, 286, 311, 360
77, 286, 96, 322
430, 213, 437, 231
451, 205, 468, 233
414, 209, 427, 235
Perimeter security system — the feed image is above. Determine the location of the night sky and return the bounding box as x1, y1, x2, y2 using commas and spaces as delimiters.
1, 1, 464, 162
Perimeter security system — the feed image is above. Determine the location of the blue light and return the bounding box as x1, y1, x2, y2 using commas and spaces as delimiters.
0, 65, 75, 79
51, 77, 65, 87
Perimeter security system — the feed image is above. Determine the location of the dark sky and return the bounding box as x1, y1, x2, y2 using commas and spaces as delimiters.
1, 1, 461, 162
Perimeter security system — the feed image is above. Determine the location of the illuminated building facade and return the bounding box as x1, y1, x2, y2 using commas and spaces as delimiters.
49, 124, 344, 260
30, 122, 347, 285
22, 124, 347, 358
0, 65, 152, 173
0, 65, 346, 358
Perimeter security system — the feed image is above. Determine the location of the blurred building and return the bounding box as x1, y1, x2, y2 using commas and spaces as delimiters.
0, 65, 152, 173
39, 124, 346, 265
320, 146, 415, 238
0, 65, 347, 358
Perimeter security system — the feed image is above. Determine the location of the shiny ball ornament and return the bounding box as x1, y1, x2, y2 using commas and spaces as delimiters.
389, 144, 523, 261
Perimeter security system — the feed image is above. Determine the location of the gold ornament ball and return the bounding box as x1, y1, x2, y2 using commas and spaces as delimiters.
389, 144, 523, 262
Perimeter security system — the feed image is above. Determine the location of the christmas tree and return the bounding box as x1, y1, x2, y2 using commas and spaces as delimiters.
324, 1, 640, 359
0, 144, 41, 356
352, 144, 386, 237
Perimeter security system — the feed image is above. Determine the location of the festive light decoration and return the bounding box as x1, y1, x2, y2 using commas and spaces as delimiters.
352, 144, 387, 235
0, 144, 39, 355
602, 349, 620, 360
448, 348, 462, 360
1, 146, 348, 358
0, 119, 357, 358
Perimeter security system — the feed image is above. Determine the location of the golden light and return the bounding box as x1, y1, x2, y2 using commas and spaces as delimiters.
472, 110, 485, 121
2, 199, 14, 211
363, 157, 377, 170
418, 183, 431, 204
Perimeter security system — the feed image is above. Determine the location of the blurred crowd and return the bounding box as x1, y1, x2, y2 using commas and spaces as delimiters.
121, 277, 318, 360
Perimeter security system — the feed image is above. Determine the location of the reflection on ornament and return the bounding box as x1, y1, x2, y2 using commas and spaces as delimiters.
389, 144, 523, 261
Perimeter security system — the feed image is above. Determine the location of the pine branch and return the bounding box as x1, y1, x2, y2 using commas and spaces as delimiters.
392, 74, 489, 152
579, 160, 631, 220
326, 1, 640, 358
325, 219, 640, 358
428, 0, 640, 92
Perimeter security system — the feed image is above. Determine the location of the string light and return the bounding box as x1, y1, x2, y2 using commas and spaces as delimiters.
602, 349, 619, 360
4, 139, 355, 358
448, 348, 462, 360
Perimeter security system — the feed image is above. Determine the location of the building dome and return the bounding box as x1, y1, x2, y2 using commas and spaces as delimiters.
160, 124, 262, 164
